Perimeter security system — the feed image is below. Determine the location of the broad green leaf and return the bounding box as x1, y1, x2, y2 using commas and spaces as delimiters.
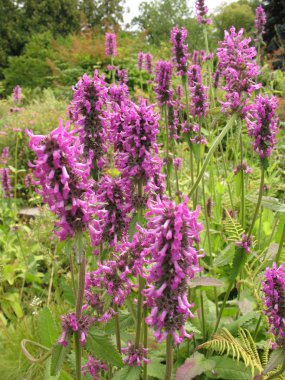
38, 307, 59, 348
175, 352, 215, 380
86, 329, 123, 368
147, 356, 165, 379
264, 349, 284, 374
206, 356, 251, 379
247, 195, 285, 212
230, 248, 248, 281
214, 244, 235, 267
50, 342, 70, 376
189, 277, 224, 288
113, 365, 141, 380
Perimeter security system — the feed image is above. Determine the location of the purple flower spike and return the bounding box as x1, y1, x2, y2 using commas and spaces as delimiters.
246, 94, 279, 160
0, 168, 13, 198
254, 6, 266, 42
236, 233, 253, 254
12, 85, 22, 104
70, 70, 109, 171
262, 263, 285, 349
118, 69, 128, 84
154, 60, 173, 105
143, 197, 203, 345
188, 65, 209, 118
82, 356, 108, 380
195, 0, 211, 25
58, 312, 94, 347
137, 52, 144, 71
145, 53, 153, 74
122, 341, 150, 367
91, 175, 131, 247
27, 120, 97, 242
170, 26, 190, 76
217, 27, 261, 114
105, 33, 117, 57
1, 147, 9, 166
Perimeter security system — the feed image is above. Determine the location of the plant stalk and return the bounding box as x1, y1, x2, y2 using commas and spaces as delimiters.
247, 166, 265, 237
276, 218, 285, 265
164, 335, 173, 380
114, 304, 121, 353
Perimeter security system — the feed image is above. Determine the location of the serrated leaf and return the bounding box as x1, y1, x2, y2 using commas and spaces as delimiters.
113, 365, 142, 380
230, 248, 248, 281
264, 349, 284, 374
214, 244, 235, 267
105, 311, 134, 334
50, 342, 70, 376
86, 329, 123, 368
189, 277, 224, 288
175, 352, 215, 380
206, 356, 251, 379
147, 356, 165, 379
38, 307, 59, 348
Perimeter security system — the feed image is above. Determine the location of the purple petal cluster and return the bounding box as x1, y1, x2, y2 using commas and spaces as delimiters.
246, 95, 278, 160
170, 26, 190, 76
122, 341, 150, 366
105, 33, 117, 57
137, 52, 144, 70
70, 71, 109, 171
233, 161, 252, 175
116, 99, 160, 185
145, 53, 153, 74
154, 61, 173, 105
236, 233, 253, 254
261, 263, 285, 349
118, 69, 128, 84
82, 356, 108, 380
217, 27, 261, 114
58, 312, 94, 347
12, 85, 22, 104
188, 65, 209, 118
0, 168, 13, 198
27, 120, 96, 241
255, 6, 266, 41
143, 197, 203, 344
195, 0, 211, 25
0, 147, 9, 165
90, 175, 131, 247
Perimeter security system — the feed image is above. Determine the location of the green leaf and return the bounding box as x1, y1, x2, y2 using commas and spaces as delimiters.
38, 307, 59, 348
230, 247, 248, 281
86, 329, 123, 368
147, 355, 165, 380
247, 195, 285, 212
175, 352, 215, 380
264, 349, 284, 374
113, 366, 142, 380
189, 277, 224, 288
50, 342, 70, 376
206, 356, 251, 379
214, 244, 235, 267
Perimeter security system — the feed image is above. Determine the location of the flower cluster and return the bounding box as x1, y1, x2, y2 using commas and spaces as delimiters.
236, 233, 253, 254
118, 69, 128, 84
122, 342, 150, 367
254, 6, 266, 42
91, 175, 131, 247
261, 263, 285, 349
217, 27, 260, 114
105, 33, 117, 57
137, 52, 144, 70
188, 65, 209, 118
70, 71, 109, 171
144, 197, 203, 344
0, 147, 9, 166
0, 168, 12, 198
12, 85, 22, 104
58, 312, 94, 347
195, 0, 211, 25
116, 99, 161, 187
170, 26, 190, 76
192, 50, 213, 65
154, 61, 173, 105
137, 52, 153, 74
82, 356, 108, 380
246, 94, 278, 161
233, 161, 252, 175
27, 120, 96, 241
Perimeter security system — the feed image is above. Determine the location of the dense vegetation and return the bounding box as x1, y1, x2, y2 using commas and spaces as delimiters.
1, 1, 285, 380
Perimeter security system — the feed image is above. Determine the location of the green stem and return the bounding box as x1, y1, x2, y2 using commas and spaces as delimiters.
135, 276, 144, 348
188, 114, 237, 198
240, 134, 245, 228
143, 304, 148, 380
75, 241, 86, 380
247, 166, 265, 238
114, 304, 121, 353
164, 335, 173, 380
276, 219, 285, 265
213, 279, 235, 333
253, 314, 262, 340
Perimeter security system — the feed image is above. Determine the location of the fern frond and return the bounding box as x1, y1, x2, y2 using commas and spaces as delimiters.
261, 345, 270, 368
223, 213, 244, 243
197, 328, 263, 378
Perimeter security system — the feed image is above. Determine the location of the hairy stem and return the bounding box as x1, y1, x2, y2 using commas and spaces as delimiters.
247, 166, 265, 238
114, 304, 121, 353
164, 335, 173, 380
